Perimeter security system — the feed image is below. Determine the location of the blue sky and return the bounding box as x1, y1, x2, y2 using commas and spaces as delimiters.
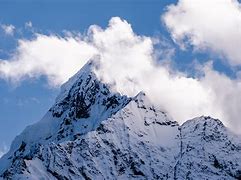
0, 0, 241, 154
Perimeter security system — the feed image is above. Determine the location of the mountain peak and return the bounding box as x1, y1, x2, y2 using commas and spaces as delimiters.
55, 57, 100, 103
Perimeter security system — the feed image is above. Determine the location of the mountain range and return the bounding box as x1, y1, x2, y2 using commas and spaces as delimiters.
0, 60, 241, 179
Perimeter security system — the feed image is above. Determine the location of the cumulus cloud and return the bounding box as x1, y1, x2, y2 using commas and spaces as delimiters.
201, 64, 241, 130
162, 0, 241, 66
0, 17, 241, 132
0, 34, 97, 86
1, 24, 15, 36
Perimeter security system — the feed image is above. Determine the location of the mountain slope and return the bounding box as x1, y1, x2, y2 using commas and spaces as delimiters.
0, 60, 241, 180
175, 117, 241, 179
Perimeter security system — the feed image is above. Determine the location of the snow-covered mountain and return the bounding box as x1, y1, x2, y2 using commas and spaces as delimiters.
0, 60, 241, 179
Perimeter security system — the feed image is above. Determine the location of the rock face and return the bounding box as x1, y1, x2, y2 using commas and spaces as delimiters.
0, 60, 241, 180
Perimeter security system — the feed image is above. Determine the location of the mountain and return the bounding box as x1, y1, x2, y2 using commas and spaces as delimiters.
0, 60, 241, 180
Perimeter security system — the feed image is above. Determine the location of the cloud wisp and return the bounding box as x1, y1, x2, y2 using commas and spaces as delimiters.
1, 24, 15, 36
162, 0, 241, 66
0, 17, 241, 132
0, 144, 8, 158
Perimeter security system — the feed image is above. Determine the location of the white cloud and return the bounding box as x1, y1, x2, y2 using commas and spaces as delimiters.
25, 21, 33, 29
0, 34, 97, 87
201, 64, 241, 130
162, 0, 241, 66
1, 24, 15, 36
0, 17, 241, 132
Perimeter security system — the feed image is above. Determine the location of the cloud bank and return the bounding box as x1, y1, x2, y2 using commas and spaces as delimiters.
0, 17, 241, 132
162, 0, 241, 66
